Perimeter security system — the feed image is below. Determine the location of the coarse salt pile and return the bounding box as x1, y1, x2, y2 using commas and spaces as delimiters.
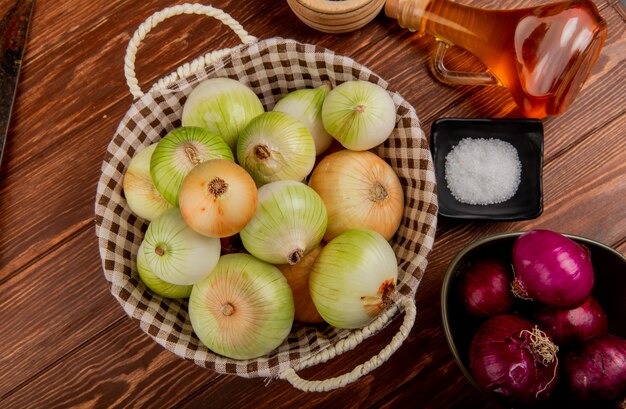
444, 138, 521, 205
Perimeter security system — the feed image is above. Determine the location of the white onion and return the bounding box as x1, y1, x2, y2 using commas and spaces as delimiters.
136, 242, 192, 299
189, 253, 295, 360
240, 180, 328, 265
179, 159, 258, 238
309, 228, 398, 329
236, 111, 315, 186
322, 80, 396, 151
182, 77, 265, 151
123, 143, 173, 221
273, 83, 334, 155
142, 208, 221, 286
309, 149, 404, 241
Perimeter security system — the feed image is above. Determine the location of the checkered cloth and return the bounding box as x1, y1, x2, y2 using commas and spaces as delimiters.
95, 37, 438, 379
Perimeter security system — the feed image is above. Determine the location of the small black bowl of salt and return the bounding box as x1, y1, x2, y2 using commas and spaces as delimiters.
431, 118, 543, 221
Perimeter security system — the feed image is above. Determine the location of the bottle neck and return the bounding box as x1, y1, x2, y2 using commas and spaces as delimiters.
385, 0, 503, 60
385, 0, 433, 33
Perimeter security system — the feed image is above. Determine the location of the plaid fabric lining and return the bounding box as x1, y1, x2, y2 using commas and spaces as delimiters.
95, 37, 438, 378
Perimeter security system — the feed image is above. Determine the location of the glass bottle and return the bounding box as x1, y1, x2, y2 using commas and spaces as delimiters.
385, 0, 608, 118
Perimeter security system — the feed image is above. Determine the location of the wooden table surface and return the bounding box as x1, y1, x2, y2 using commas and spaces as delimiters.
1, 0, 624, 407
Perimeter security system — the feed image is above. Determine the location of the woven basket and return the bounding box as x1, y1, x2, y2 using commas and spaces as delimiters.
94, 3, 438, 392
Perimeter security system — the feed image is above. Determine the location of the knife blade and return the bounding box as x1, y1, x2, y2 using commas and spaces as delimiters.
0, 0, 34, 168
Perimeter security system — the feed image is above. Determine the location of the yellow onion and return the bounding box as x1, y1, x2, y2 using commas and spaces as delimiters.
276, 245, 325, 324
189, 253, 295, 360
309, 150, 404, 241
179, 159, 257, 238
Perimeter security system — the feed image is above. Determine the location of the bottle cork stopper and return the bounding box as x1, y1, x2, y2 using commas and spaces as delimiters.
385, 0, 401, 19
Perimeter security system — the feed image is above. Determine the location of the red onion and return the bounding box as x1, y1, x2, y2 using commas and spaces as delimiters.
532, 296, 608, 346
562, 334, 626, 402
470, 314, 559, 404
457, 258, 514, 317
512, 229, 594, 308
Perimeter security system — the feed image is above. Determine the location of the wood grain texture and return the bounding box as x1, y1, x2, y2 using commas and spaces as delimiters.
0, 0, 624, 408
0, 229, 121, 397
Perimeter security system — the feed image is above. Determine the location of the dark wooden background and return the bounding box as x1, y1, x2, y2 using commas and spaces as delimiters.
0, 0, 624, 407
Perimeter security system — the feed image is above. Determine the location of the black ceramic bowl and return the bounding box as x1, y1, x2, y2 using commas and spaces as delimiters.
441, 231, 626, 408
431, 118, 544, 221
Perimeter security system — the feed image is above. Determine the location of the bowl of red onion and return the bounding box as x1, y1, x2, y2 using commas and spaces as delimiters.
441, 230, 626, 408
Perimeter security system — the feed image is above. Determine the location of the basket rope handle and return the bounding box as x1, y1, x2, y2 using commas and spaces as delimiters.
124, 3, 257, 99
278, 296, 417, 392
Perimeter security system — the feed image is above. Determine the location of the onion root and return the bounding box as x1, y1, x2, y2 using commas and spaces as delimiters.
288, 249, 304, 265
220, 303, 235, 316
184, 143, 201, 166
369, 182, 389, 202
361, 278, 396, 317
254, 145, 271, 160
519, 326, 559, 398
208, 177, 228, 198
511, 277, 533, 301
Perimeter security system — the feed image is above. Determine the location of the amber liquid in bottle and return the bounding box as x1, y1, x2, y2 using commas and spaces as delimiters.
387, 0, 607, 118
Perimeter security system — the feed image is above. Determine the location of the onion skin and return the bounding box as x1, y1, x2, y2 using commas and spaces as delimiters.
123, 143, 173, 221
240, 180, 328, 265
142, 208, 221, 286
321, 80, 396, 151
150, 126, 234, 206
309, 150, 404, 241
236, 111, 316, 186
136, 242, 192, 299
179, 159, 258, 238
562, 334, 626, 402
189, 253, 295, 360
309, 228, 398, 329
532, 297, 608, 346
181, 77, 264, 151
273, 83, 334, 156
512, 229, 594, 308
457, 259, 514, 318
469, 314, 559, 404
276, 245, 325, 324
